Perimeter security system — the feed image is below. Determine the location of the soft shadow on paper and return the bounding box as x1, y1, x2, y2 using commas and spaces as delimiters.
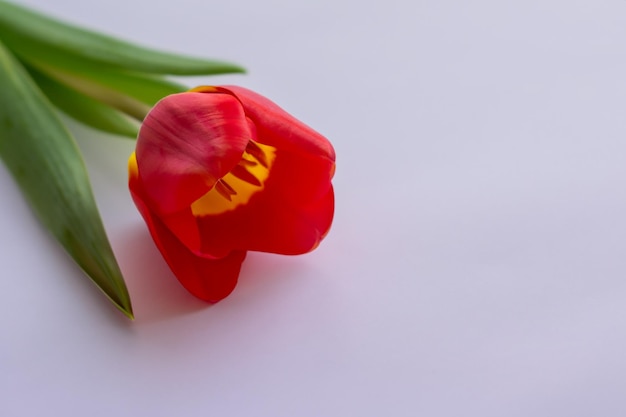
115, 225, 306, 324
115, 225, 210, 323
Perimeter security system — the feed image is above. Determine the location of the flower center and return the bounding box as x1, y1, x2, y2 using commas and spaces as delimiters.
190, 140, 277, 216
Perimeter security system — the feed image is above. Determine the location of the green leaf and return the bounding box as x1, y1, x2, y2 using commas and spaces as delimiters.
29, 60, 186, 113
0, 40, 133, 319
26, 65, 140, 138
0, 0, 245, 75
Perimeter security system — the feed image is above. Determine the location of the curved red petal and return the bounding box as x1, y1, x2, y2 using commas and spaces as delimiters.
130, 173, 246, 302
136, 92, 250, 214
129, 87, 336, 302
195, 148, 335, 256
198, 85, 335, 162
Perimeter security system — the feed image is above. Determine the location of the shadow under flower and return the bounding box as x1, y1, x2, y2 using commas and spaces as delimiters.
114, 225, 211, 324
115, 224, 316, 324
228, 251, 306, 307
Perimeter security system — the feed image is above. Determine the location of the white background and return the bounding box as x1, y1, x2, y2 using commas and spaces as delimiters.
2, 0, 626, 415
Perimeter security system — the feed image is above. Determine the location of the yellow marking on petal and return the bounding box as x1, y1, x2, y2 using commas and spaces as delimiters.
191, 141, 277, 216
128, 152, 138, 179
189, 86, 220, 93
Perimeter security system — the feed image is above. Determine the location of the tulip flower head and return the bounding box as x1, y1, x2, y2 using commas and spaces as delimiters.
128, 86, 335, 302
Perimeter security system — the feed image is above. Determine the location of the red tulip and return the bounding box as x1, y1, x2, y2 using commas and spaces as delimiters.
128, 86, 335, 302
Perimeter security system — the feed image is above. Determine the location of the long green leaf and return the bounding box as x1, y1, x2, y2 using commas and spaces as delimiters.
27, 65, 140, 138
29, 59, 186, 109
0, 41, 133, 318
0, 0, 245, 75
29, 62, 154, 121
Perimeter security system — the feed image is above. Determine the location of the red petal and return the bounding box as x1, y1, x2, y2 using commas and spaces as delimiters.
195, 148, 335, 256
130, 177, 246, 302
136, 92, 250, 215
195, 86, 335, 162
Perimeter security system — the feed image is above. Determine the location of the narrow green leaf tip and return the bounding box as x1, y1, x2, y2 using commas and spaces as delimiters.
0, 0, 245, 76
0, 40, 133, 318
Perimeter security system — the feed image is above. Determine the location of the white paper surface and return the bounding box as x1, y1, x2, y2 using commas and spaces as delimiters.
2, 0, 626, 416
